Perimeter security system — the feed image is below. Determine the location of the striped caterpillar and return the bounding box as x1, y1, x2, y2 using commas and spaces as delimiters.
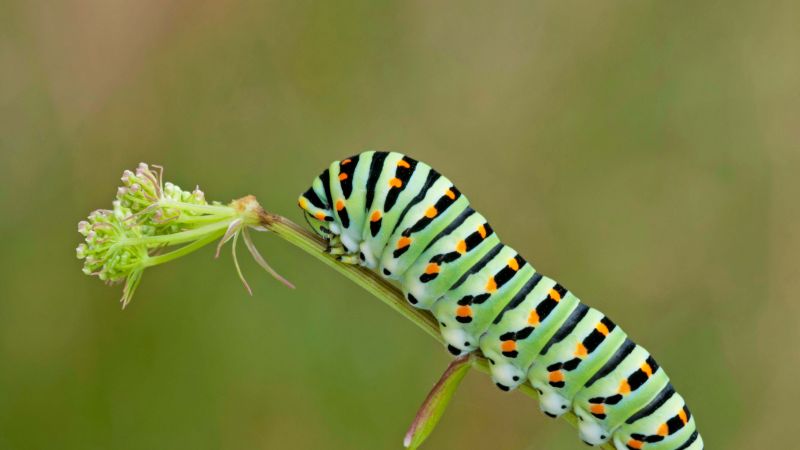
298, 151, 703, 450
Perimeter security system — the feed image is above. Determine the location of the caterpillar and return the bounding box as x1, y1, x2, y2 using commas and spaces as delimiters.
298, 151, 703, 450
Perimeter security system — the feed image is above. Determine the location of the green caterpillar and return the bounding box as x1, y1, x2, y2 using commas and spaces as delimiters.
298, 151, 702, 450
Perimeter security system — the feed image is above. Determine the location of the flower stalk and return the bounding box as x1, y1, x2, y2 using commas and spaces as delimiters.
76, 164, 613, 449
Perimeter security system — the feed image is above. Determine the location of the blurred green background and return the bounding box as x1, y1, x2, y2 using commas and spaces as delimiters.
1, 1, 798, 449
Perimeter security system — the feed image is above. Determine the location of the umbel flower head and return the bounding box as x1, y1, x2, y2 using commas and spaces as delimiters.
77, 163, 292, 308
117, 163, 211, 234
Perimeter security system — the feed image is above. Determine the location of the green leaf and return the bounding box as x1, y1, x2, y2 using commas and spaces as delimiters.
403, 354, 472, 450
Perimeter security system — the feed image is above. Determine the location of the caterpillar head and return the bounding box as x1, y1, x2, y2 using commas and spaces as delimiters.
302, 213, 332, 238
574, 406, 611, 446
530, 381, 571, 418
298, 196, 335, 239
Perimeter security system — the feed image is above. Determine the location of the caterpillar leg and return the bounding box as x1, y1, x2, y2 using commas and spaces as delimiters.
323, 235, 339, 249
324, 236, 346, 255
336, 254, 360, 264
322, 236, 361, 265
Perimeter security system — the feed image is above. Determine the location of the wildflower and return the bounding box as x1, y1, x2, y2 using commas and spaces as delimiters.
76, 163, 292, 308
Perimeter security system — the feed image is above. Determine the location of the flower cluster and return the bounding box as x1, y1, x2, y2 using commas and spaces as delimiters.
76, 163, 291, 308
117, 163, 215, 236
76, 164, 235, 307
76, 206, 144, 283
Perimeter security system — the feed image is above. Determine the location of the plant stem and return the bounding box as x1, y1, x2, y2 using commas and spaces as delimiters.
127, 220, 232, 246
160, 200, 237, 216
261, 211, 443, 344
145, 227, 228, 267
256, 208, 614, 450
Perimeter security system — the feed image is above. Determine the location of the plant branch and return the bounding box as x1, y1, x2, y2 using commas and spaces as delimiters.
255, 208, 615, 450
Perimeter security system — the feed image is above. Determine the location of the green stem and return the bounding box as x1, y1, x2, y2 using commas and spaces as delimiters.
126, 220, 232, 246
256, 209, 614, 450
264, 213, 442, 343
145, 228, 228, 267
177, 213, 234, 224
160, 199, 237, 216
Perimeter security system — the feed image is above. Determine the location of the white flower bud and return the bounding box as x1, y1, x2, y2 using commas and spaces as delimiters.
192, 186, 205, 200
121, 170, 134, 184
78, 221, 91, 235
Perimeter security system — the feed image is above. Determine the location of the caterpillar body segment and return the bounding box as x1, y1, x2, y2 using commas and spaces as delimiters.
402, 213, 499, 309
432, 245, 534, 356
364, 153, 433, 270
528, 308, 628, 418
298, 151, 703, 449
573, 345, 671, 445
612, 390, 701, 450
380, 178, 470, 283
480, 275, 583, 391
328, 154, 370, 253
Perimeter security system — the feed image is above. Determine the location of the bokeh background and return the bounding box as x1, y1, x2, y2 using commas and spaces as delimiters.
1, 1, 798, 449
